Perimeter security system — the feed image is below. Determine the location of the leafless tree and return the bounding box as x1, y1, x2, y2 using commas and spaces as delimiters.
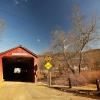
71, 5, 96, 73
51, 29, 76, 74
0, 19, 5, 41
50, 5, 97, 74
0, 19, 5, 31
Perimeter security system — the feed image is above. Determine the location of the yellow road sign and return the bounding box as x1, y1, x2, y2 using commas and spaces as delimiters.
44, 56, 52, 62
44, 62, 52, 70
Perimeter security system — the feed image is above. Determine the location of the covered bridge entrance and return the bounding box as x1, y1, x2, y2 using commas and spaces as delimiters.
0, 45, 39, 82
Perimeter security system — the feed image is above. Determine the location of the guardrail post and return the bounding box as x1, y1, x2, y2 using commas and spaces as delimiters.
96, 79, 100, 91
68, 78, 72, 88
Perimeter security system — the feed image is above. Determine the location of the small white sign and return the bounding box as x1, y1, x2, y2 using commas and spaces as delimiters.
12, 53, 27, 56
14, 68, 21, 73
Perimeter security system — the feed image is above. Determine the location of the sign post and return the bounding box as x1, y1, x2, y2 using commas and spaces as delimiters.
44, 56, 52, 87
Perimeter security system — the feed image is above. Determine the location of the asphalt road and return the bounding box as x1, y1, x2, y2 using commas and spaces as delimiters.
0, 82, 99, 100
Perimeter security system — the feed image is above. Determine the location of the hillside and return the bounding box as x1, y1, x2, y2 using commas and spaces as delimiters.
85, 49, 100, 59
84, 49, 100, 69
38, 49, 100, 71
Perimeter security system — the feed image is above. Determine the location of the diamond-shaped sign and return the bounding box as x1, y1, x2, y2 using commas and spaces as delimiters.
44, 56, 52, 62
44, 62, 52, 70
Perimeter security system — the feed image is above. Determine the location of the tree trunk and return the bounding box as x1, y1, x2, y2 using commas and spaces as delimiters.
78, 52, 82, 74
68, 78, 72, 88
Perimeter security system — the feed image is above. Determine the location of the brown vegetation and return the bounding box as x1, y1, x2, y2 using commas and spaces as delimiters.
38, 5, 100, 89
38, 49, 100, 86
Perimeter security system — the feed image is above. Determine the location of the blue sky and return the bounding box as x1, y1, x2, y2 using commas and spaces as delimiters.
0, 0, 100, 54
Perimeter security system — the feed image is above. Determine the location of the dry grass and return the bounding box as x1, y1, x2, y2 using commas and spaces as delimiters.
69, 70, 100, 86
72, 84, 97, 90
80, 70, 100, 84
39, 70, 100, 87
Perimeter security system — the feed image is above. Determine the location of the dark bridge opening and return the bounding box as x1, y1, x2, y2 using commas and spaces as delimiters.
2, 56, 35, 82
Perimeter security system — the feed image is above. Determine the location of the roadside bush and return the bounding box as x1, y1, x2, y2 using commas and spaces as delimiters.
69, 70, 100, 86
71, 74, 88, 86
81, 70, 100, 84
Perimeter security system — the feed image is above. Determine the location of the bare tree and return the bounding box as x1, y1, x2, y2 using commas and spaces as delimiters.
51, 29, 76, 74
71, 5, 96, 73
0, 19, 5, 41
50, 5, 97, 74
0, 19, 5, 31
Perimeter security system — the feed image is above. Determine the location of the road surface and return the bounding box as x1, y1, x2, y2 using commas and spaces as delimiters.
0, 82, 99, 100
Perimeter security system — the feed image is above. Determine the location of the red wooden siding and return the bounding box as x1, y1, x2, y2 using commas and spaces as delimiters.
0, 46, 39, 81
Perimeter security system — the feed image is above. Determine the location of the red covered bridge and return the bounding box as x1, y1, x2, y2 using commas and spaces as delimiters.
0, 45, 39, 82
